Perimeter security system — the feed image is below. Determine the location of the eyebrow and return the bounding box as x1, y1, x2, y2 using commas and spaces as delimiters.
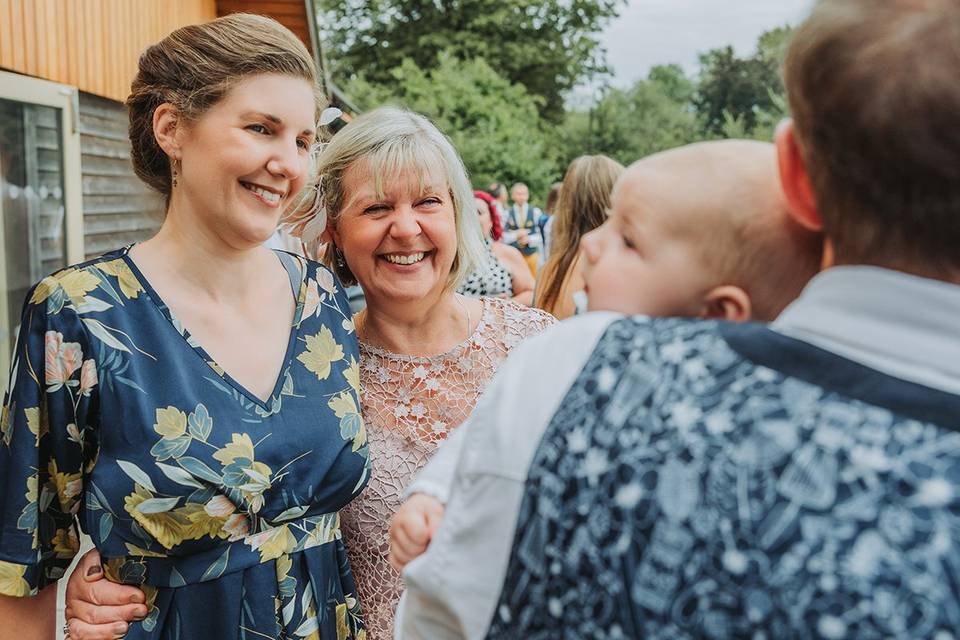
241, 111, 316, 137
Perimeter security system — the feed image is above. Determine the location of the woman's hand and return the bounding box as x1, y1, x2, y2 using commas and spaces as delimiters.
388, 493, 445, 571
63, 549, 147, 640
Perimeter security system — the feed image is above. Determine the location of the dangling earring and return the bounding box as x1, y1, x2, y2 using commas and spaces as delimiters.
171, 158, 181, 188
334, 246, 346, 268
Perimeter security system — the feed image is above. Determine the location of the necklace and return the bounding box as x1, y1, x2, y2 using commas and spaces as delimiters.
357, 295, 472, 352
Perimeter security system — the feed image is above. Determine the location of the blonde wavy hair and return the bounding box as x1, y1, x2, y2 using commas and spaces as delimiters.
285, 106, 485, 290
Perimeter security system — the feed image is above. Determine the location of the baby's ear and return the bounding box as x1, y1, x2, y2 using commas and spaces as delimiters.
700, 285, 752, 323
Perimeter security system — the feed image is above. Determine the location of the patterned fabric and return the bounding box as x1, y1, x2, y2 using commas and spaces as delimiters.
457, 239, 513, 299
341, 297, 555, 638
488, 317, 960, 640
0, 247, 370, 639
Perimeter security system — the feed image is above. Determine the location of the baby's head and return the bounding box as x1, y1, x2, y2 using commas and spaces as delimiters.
581, 139, 821, 322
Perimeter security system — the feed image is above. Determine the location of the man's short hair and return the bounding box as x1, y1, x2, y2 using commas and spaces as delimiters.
510, 182, 527, 192
784, 0, 960, 272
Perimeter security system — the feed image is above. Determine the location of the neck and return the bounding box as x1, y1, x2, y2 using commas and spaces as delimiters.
359, 291, 471, 357
134, 202, 273, 300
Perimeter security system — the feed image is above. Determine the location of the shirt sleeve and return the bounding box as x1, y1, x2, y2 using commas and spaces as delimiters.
0, 277, 98, 596
395, 313, 621, 639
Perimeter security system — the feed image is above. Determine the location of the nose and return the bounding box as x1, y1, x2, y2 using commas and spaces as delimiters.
389, 204, 422, 239
266, 137, 304, 182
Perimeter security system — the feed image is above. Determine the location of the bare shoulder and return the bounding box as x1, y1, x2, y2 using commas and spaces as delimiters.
491, 241, 525, 266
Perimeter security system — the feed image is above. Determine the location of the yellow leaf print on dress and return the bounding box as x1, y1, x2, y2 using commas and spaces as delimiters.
97, 258, 143, 299
344, 357, 360, 394
298, 326, 344, 380
213, 433, 273, 514
154, 406, 187, 439
328, 391, 366, 452
246, 525, 297, 563
30, 268, 101, 306
0, 561, 31, 597
123, 485, 231, 550
48, 458, 82, 512
0, 403, 10, 446
24, 406, 45, 445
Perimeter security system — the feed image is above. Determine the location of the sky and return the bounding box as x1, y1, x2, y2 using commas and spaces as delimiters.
600, 0, 815, 88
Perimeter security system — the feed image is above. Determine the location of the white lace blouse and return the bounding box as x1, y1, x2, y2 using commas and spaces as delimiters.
339, 297, 556, 638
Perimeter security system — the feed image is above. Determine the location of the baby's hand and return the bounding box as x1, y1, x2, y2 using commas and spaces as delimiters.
388, 494, 445, 571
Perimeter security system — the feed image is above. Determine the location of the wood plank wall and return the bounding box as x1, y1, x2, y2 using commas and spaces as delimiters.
0, 0, 217, 102
78, 92, 162, 258
217, 0, 311, 49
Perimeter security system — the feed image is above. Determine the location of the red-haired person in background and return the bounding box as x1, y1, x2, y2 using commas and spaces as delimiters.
457, 191, 536, 305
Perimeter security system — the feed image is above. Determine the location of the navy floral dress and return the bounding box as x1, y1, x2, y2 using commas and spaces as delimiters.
0, 246, 370, 639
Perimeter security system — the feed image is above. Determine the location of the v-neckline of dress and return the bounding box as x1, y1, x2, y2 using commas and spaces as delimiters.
119, 244, 308, 410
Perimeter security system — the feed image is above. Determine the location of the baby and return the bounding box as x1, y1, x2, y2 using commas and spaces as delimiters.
389, 138, 822, 567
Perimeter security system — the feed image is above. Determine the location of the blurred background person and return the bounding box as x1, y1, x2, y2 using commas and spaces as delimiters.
535, 155, 623, 319
458, 190, 535, 305
502, 182, 544, 275
539, 181, 563, 267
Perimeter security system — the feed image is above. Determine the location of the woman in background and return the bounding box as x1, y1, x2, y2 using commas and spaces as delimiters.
535, 155, 623, 319
458, 190, 535, 305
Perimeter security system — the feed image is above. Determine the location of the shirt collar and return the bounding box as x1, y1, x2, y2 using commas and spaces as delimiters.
773, 266, 960, 393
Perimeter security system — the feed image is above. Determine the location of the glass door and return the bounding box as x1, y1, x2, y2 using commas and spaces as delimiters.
0, 71, 83, 395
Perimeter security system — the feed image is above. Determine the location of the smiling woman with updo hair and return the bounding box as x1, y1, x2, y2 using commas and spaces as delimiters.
0, 13, 369, 639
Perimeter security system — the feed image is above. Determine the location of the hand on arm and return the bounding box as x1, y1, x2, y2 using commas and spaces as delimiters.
63, 549, 147, 640
389, 494, 445, 571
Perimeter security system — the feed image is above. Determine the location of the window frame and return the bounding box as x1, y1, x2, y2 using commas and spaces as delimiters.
0, 70, 84, 392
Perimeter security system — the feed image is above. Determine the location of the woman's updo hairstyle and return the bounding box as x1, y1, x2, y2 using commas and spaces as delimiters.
126, 13, 321, 203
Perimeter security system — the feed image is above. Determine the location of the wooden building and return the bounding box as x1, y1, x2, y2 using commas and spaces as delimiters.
0, 0, 343, 385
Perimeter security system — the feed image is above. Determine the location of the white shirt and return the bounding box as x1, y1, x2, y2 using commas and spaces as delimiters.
394, 267, 960, 639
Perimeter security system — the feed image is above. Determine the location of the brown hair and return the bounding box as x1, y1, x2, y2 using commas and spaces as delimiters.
544, 182, 563, 215
126, 13, 321, 205
536, 155, 624, 315
784, 0, 960, 272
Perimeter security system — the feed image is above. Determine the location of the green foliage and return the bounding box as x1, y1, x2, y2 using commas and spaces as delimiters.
694, 43, 784, 136
555, 64, 701, 167
346, 52, 557, 199
318, 0, 625, 123
559, 27, 794, 166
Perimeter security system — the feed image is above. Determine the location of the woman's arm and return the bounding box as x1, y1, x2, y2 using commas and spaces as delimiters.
492, 243, 535, 305
0, 586, 56, 640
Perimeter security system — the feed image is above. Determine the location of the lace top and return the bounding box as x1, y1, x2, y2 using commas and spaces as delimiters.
340, 297, 556, 638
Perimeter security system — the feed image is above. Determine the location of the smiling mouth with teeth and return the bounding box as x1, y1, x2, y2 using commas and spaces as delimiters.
383, 252, 426, 265
241, 182, 283, 205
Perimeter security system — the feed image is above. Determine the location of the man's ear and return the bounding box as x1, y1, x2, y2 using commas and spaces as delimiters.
700, 285, 752, 323
153, 103, 183, 160
775, 119, 823, 232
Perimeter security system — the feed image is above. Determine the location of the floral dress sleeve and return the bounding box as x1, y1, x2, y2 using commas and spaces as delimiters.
0, 276, 99, 596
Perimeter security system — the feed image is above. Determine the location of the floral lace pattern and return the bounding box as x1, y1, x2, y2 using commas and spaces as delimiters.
340, 297, 555, 638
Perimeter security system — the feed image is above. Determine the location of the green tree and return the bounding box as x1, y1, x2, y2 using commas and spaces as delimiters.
318, 0, 625, 122
695, 26, 793, 137
347, 52, 558, 199
555, 64, 701, 167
